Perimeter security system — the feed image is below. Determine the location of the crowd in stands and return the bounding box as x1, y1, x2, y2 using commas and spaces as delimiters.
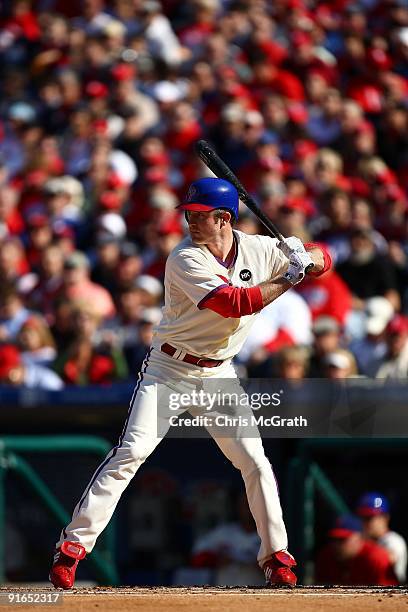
0, 0, 407, 387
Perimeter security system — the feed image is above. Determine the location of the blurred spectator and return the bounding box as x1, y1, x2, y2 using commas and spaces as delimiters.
315, 515, 398, 586
0, 343, 63, 390
277, 346, 309, 381
0, 237, 29, 286
296, 265, 352, 325
237, 290, 312, 369
50, 298, 75, 353
91, 235, 122, 293
115, 241, 143, 291
0, 186, 24, 236
312, 189, 352, 265
25, 212, 54, 272
54, 302, 128, 386
308, 316, 342, 377
138, 0, 185, 66
17, 314, 57, 367
133, 274, 163, 307
190, 492, 263, 587
97, 284, 161, 374
0, 284, 32, 342
43, 175, 85, 226
323, 349, 358, 379
59, 251, 116, 319
337, 228, 400, 313
28, 244, 65, 319
376, 315, 408, 379
349, 297, 395, 375
356, 492, 407, 584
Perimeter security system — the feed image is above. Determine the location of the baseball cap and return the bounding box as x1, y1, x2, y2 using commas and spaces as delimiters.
152, 81, 183, 104
64, 251, 89, 270
97, 213, 127, 239
9, 102, 36, 123
328, 515, 362, 539
356, 492, 390, 517
324, 351, 351, 370
140, 307, 162, 325
85, 81, 109, 99
280, 196, 315, 217
26, 212, 50, 228
149, 189, 178, 210
99, 191, 122, 211
0, 344, 21, 380
53, 221, 75, 240
258, 131, 279, 146
134, 275, 163, 297
221, 103, 245, 123
96, 234, 119, 247
111, 63, 135, 81
312, 316, 340, 336
120, 241, 140, 259
365, 297, 394, 336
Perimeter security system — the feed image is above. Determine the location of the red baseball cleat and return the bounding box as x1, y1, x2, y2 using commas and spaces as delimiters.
49, 541, 86, 589
263, 550, 297, 587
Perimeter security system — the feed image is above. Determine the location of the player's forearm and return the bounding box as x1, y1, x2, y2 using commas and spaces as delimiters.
258, 276, 292, 308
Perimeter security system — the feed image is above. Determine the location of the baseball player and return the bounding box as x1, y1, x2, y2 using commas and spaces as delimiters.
356, 492, 407, 583
50, 177, 331, 589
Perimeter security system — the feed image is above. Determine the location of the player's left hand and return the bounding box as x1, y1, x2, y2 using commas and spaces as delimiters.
278, 236, 307, 258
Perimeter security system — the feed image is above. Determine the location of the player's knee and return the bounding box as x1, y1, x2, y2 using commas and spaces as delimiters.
228, 447, 268, 475
120, 438, 154, 465
128, 442, 152, 464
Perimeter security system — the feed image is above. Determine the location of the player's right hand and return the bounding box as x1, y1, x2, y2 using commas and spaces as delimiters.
283, 250, 314, 285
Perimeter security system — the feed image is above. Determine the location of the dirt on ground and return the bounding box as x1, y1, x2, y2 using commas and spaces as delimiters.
1, 586, 408, 612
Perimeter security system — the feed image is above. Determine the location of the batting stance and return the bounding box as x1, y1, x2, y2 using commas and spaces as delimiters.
50, 178, 331, 589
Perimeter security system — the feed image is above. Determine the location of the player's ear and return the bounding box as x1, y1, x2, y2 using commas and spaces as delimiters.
220, 211, 231, 226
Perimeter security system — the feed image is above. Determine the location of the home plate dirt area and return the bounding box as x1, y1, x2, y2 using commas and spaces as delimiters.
1, 586, 408, 612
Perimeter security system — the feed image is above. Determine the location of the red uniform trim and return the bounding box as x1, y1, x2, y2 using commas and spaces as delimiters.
304, 242, 332, 277
199, 285, 263, 318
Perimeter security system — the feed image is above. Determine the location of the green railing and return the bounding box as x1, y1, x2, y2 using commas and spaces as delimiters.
0, 436, 119, 585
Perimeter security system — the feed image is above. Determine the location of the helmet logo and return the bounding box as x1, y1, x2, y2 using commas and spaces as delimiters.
239, 269, 252, 281
187, 185, 197, 201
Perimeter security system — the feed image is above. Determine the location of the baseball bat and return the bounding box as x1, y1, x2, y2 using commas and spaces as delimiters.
195, 139, 314, 272
195, 139, 285, 241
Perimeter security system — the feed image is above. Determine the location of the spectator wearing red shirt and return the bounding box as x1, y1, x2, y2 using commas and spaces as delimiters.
315, 515, 398, 586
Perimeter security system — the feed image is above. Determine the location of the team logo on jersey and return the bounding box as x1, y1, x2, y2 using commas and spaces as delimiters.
239, 269, 252, 281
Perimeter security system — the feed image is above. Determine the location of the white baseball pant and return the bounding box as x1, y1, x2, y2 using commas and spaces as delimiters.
57, 348, 288, 566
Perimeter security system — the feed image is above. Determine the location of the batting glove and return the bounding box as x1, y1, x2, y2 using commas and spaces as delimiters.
283, 251, 314, 285
278, 236, 307, 258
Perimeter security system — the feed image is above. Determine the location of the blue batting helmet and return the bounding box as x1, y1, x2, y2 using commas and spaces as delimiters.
177, 177, 239, 220
356, 492, 390, 517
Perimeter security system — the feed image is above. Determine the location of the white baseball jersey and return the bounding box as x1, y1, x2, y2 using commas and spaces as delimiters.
152, 230, 289, 360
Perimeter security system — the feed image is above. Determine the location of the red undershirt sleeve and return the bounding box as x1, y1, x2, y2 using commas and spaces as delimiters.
198, 285, 264, 318
304, 242, 332, 277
